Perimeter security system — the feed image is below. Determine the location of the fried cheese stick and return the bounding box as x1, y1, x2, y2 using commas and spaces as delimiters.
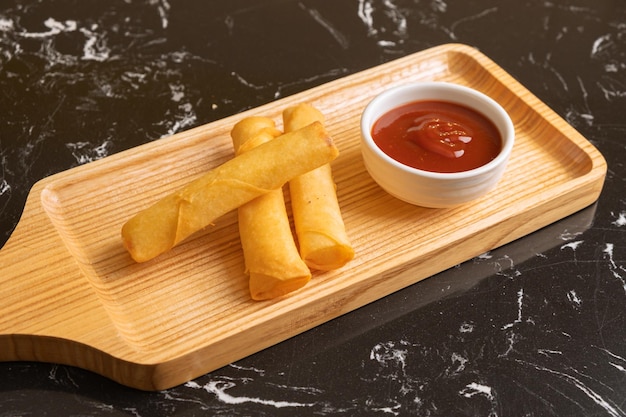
231, 117, 311, 300
122, 121, 338, 263
283, 103, 354, 270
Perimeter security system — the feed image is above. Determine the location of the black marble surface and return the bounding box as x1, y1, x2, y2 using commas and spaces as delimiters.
1, 0, 625, 416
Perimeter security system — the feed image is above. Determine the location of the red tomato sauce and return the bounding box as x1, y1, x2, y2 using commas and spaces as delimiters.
371, 100, 502, 173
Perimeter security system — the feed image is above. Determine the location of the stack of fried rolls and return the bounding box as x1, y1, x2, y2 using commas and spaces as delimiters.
121, 103, 352, 300
230, 117, 312, 300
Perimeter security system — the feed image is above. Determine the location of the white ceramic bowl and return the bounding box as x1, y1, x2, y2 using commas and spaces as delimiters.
360, 82, 515, 208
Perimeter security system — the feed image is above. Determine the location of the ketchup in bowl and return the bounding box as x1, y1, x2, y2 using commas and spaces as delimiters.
371, 100, 501, 173
360, 82, 515, 207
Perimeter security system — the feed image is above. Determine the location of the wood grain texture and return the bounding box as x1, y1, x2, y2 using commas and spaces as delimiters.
0, 44, 607, 390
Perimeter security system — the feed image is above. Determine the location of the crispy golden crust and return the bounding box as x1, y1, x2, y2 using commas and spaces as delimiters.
122, 121, 338, 263
231, 116, 311, 300
283, 103, 354, 270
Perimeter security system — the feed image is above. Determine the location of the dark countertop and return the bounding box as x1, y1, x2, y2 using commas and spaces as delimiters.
1, 1, 625, 416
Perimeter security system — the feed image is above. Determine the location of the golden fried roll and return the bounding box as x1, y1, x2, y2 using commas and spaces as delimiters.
122, 121, 338, 263
283, 103, 354, 270
231, 117, 311, 300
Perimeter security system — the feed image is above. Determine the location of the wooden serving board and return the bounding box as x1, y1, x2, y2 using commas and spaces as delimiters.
0, 44, 606, 390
